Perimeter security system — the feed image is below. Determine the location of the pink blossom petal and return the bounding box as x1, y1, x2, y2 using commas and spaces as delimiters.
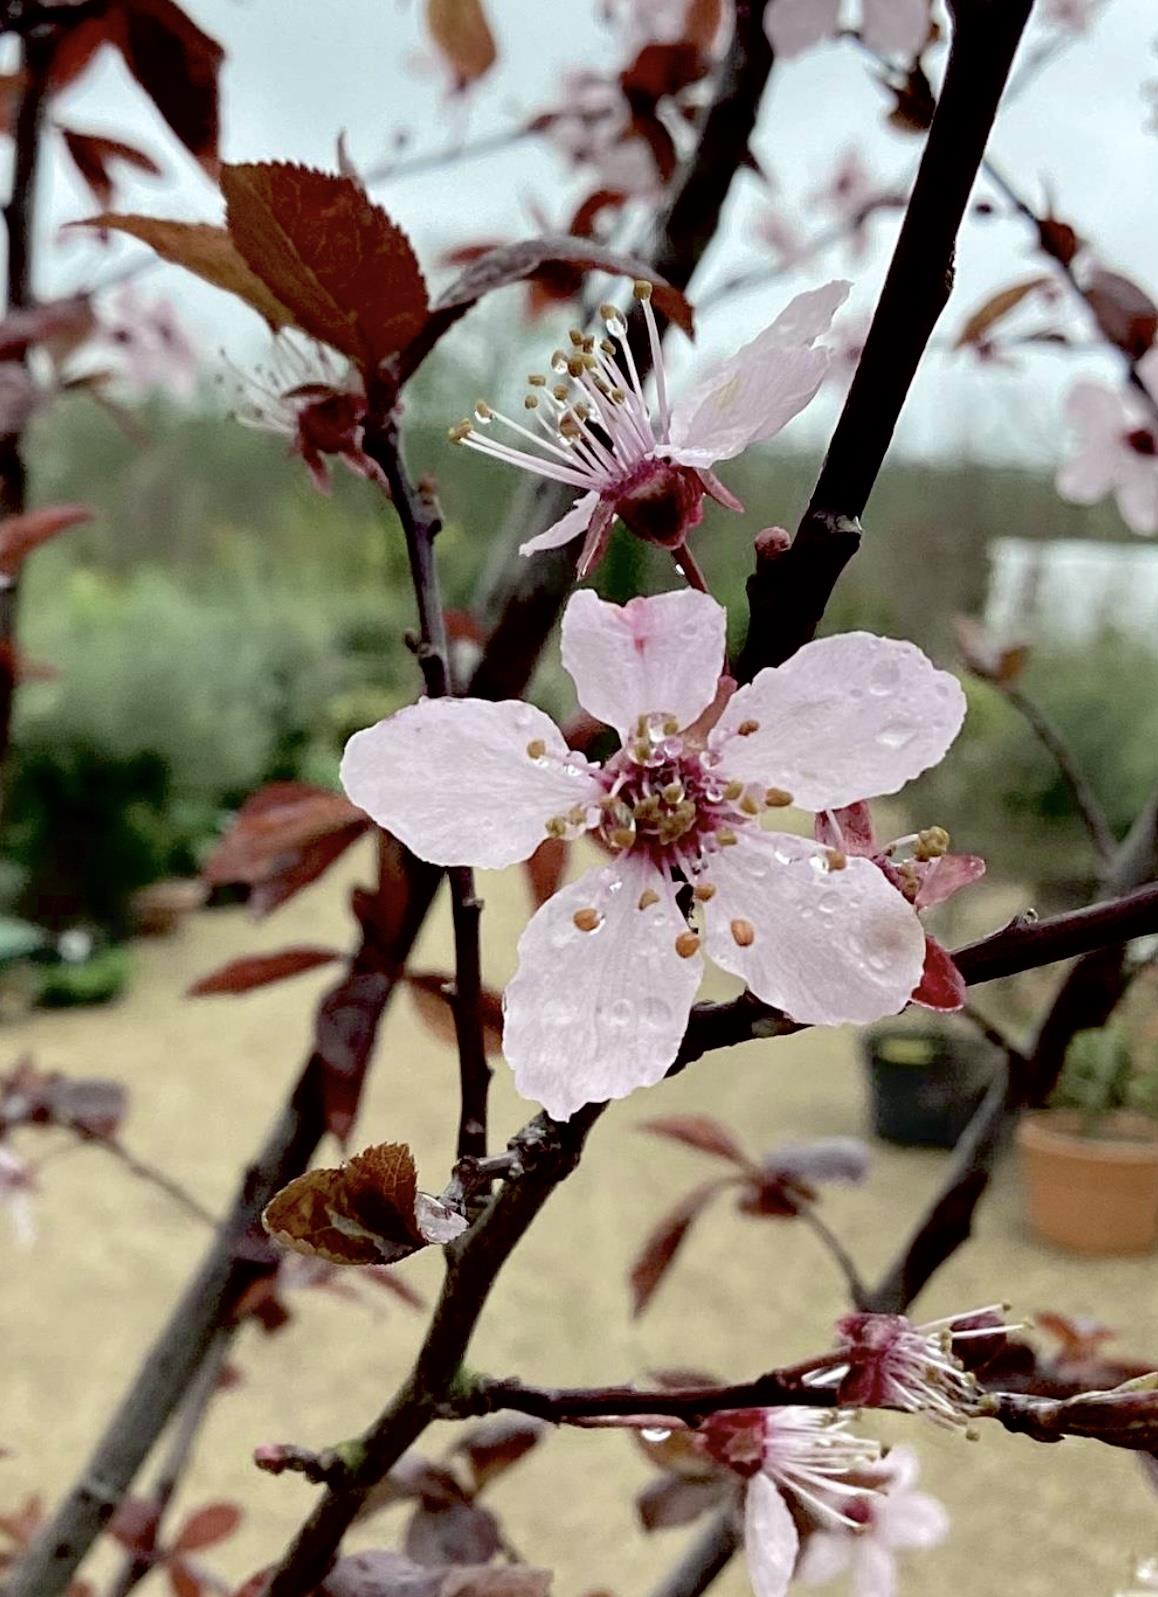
763, 0, 840, 57
850, 1537, 898, 1597
712, 633, 965, 811
875, 1444, 921, 1494
341, 699, 600, 869
1057, 381, 1128, 504
700, 832, 925, 1024
743, 1475, 799, 1597
561, 588, 726, 739
1116, 458, 1158, 535
861, 0, 930, 56
877, 1488, 950, 1552
664, 284, 850, 467
502, 854, 701, 1121
815, 801, 878, 857
911, 935, 965, 1013
520, 491, 600, 556
793, 1528, 854, 1587
913, 852, 986, 909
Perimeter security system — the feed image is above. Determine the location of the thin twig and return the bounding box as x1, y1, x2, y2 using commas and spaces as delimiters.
83, 1133, 219, 1229
648, 1510, 741, 1597
1001, 684, 1115, 864
796, 1206, 870, 1311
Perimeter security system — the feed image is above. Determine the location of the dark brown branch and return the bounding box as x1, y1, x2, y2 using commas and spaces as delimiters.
983, 1385, 1158, 1453
1003, 683, 1115, 865
739, 0, 1034, 678
448, 870, 491, 1164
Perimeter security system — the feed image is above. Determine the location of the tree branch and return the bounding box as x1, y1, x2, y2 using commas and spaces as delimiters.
739, 0, 1035, 679
1002, 682, 1115, 865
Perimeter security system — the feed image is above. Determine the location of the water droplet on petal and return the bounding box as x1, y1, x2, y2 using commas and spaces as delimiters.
641, 1427, 671, 1443
877, 721, 917, 752
868, 656, 902, 696
641, 997, 672, 1029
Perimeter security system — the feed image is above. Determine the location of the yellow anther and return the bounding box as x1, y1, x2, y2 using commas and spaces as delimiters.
638, 888, 660, 911
569, 327, 585, 347
739, 794, 762, 816
730, 918, 756, 948
567, 805, 588, 826
582, 352, 598, 370
525, 739, 546, 759
524, 394, 539, 410
662, 716, 680, 735
573, 400, 591, 422
609, 827, 636, 849
723, 779, 744, 802
553, 384, 570, 402
583, 335, 595, 353
448, 421, 473, 443
559, 415, 582, 440
610, 386, 627, 404
693, 882, 716, 902
718, 829, 739, 847
573, 908, 601, 933
567, 354, 586, 378
915, 825, 951, 861
551, 350, 568, 370
737, 719, 760, 737
474, 400, 493, 420
528, 373, 547, 386
633, 279, 653, 300
661, 781, 684, 804
599, 302, 620, 322
633, 741, 651, 762
765, 787, 794, 808
545, 816, 567, 838
601, 339, 616, 356
675, 930, 701, 959
825, 848, 848, 871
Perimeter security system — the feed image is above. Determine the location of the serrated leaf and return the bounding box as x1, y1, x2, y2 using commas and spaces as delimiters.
221, 163, 429, 370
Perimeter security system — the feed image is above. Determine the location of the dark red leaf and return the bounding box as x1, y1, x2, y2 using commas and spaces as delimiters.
204, 782, 369, 914
621, 41, 706, 104
405, 971, 505, 1058
172, 1502, 242, 1554
77, 216, 294, 331
1084, 269, 1158, 361
187, 946, 341, 997
0, 504, 91, 576
638, 1115, 747, 1165
116, 0, 223, 170
404, 1500, 501, 1568
453, 1416, 547, 1491
363, 1264, 426, 1310
629, 1180, 725, 1317
108, 1497, 160, 1555
637, 1475, 723, 1532
426, 0, 497, 92
314, 970, 392, 1141
523, 837, 568, 910
1037, 215, 1080, 267
59, 127, 162, 208
954, 277, 1050, 349
911, 935, 966, 1013
221, 164, 429, 371
167, 1561, 205, 1597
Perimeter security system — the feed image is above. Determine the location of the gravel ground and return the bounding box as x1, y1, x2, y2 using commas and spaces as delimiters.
3, 841, 1157, 1597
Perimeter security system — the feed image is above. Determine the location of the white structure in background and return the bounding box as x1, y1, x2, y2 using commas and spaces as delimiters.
985, 538, 1158, 646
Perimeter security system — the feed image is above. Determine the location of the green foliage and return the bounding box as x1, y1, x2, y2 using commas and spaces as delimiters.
1051, 1026, 1158, 1133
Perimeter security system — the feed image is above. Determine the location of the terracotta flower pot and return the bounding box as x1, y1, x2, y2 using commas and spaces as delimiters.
1017, 1110, 1158, 1254
129, 877, 208, 937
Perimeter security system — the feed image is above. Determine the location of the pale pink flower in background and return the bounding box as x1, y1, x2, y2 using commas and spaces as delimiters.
0, 1145, 35, 1246
544, 70, 662, 197
233, 332, 377, 494
810, 151, 899, 263
1056, 351, 1158, 535
452, 281, 850, 580
765, 0, 930, 60
814, 800, 985, 1010
702, 1407, 883, 1597
823, 311, 872, 397
342, 587, 965, 1121
793, 1445, 949, 1597
96, 286, 199, 400
810, 1308, 1006, 1425
1039, 0, 1106, 30
752, 205, 813, 272
604, 0, 728, 52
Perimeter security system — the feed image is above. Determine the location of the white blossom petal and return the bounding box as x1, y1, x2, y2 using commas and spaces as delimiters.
502, 854, 701, 1121
861, 0, 930, 57
711, 633, 965, 811
744, 1475, 799, 1597
700, 831, 925, 1025
764, 0, 840, 57
793, 1528, 854, 1587
877, 1488, 950, 1552
851, 1537, 899, 1597
341, 698, 600, 869
561, 587, 727, 738
664, 285, 849, 467
519, 491, 600, 556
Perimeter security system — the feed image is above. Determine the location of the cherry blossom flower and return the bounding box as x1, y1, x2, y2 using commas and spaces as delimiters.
341, 587, 965, 1121
703, 1407, 883, 1597
793, 1444, 949, 1597
95, 287, 198, 400
544, 71, 663, 197
764, 0, 931, 61
233, 333, 379, 494
814, 801, 984, 1011
1056, 356, 1158, 535
0, 1145, 35, 1246
809, 151, 899, 264
450, 281, 849, 582
813, 1309, 998, 1427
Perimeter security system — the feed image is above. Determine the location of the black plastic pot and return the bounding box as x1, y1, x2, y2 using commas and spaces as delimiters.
863, 1023, 997, 1149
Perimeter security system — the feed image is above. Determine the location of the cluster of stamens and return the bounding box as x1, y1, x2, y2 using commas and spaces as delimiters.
881, 825, 950, 902
448, 282, 670, 497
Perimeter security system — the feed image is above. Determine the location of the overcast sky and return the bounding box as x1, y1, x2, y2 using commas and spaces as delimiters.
18, 0, 1158, 465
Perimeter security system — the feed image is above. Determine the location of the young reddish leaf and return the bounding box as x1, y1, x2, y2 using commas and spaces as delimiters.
637, 1475, 723, 1532
954, 276, 1049, 349
402, 237, 694, 379
172, 1503, 242, 1554
107, 1497, 160, 1554
1037, 214, 1081, 267
204, 782, 369, 912
621, 41, 706, 103
629, 1180, 726, 1317
168, 1564, 206, 1597
263, 1141, 465, 1267
404, 1499, 502, 1568
364, 1264, 426, 1310
77, 216, 294, 330
452, 1416, 547, 1492
682, 0, 723, 50
523, 836, 568, 910
405, 971, 505, 1058
116, 0, 223, 169
1084, 269, 1158, 360
187, 946, 342, 997
59, 127, 162, 208
426, 0, 497, 91
221, 164, 429, 371
0, 505, 91, 577
638, 1115, 747, 1165
911, 935, 967, 1013
314, 970, 391, 1141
